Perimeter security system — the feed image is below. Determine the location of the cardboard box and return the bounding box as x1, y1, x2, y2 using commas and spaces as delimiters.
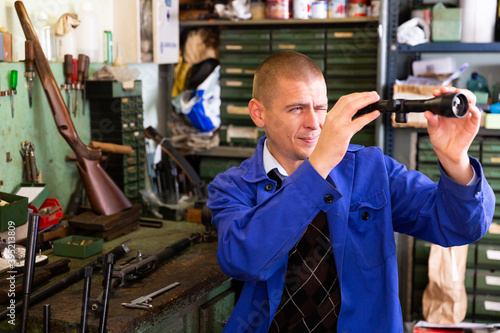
53, 235, 103, 258
432, 2, 462, 42
412, 57, 456, 76
14, 183, 50, 209
0, 32, 12, 62
0, 192, 29, 232
485, 113, 500, 129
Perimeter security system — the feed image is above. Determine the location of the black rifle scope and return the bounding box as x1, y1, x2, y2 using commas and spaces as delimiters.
355, 92, 469, 123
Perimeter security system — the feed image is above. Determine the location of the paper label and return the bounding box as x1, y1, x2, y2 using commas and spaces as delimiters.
226, 81, 243, 87
484, 300, 500, 312
486, 250, 500, 260
227, 105, 249, 115
278, 44, 296, 50
226, 68, 243, 74
226, 45, 243, 50
485, 275, 500, 286
334, 32, 354, 38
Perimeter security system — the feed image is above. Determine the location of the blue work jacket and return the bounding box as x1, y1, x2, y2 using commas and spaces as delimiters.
207, 136, 495, 333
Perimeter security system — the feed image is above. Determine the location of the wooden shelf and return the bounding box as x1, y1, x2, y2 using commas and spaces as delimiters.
180, 16, 379, 27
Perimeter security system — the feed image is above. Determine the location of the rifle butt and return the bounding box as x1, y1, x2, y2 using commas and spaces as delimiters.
77, 159, 132, 216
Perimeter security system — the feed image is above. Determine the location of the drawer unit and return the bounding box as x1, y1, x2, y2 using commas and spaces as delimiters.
217, 24, 378, 149
413, 135, 500, 322
324, 26, 378, 143
87, 80, 146, 205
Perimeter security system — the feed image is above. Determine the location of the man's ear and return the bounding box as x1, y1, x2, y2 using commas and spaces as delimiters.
249, 98, 265, 128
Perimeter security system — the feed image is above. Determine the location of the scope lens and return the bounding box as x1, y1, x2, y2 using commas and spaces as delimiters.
451, 94, 468, 118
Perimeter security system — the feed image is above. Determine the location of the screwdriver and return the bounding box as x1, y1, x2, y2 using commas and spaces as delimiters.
75, 54, 86, 117
82, 55, 89, 116
24, 40, 35, 108
71, 58, 77, 116
63, 54, 73, 113
9, 70, 18, 118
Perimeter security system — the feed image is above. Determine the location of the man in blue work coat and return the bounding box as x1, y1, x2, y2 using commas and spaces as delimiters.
207, 51, 495, 332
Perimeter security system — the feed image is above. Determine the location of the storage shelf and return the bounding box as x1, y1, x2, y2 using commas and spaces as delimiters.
180, 16, 379, 27
396, 42, 500, 53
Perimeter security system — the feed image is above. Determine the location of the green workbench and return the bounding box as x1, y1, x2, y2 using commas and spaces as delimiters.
0, 220, 236, 333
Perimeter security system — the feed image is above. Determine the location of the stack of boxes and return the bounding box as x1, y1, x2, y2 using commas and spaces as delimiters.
414, 135, 500, 322
87, 80, 146, 205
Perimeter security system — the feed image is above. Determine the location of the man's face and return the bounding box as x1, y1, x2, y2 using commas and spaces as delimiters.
259, 77, 328, 172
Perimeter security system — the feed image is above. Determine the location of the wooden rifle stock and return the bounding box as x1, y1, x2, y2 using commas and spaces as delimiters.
15, 1, 132, 216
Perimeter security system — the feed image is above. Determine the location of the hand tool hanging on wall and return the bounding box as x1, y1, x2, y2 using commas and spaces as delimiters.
75, 54, 89, 116
82, 55, 89, 115
21, 141, 39, 183
71, 58, 78, 116
121, 282, 180, 309
89, 233, 201, 315
24, 40, 35, 108
9, 70, 17, 118
20, 213, 40, 333
62, 54, 73, 113
16, 1, 132, 216
0, 239, 131, 322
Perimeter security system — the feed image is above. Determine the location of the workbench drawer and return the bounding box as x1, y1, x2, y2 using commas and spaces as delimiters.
199, 289, 236, 333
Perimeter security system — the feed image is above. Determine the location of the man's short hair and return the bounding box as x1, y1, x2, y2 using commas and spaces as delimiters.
252, 51, 324, 107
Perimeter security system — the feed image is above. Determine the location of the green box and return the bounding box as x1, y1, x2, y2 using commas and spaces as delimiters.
432, 3, 462, 42
14, 183, 50, 209
485, 114, 500, 130
0, 192, 28, 232
53, 235, 103, 259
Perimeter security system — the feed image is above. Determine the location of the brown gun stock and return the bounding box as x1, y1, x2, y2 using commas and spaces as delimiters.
15, 1, 132, 216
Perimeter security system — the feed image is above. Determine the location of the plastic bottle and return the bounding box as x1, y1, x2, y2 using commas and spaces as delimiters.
74, 1, 100, 62
33, 11, 55, 62
467, 72, 490, 94
467, 72, 490, 104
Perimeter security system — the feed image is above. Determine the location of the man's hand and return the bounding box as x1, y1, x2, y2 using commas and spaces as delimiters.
309, 91, 380, 178
425, 86, 481, 185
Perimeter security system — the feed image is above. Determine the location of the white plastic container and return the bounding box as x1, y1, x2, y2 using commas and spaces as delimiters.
57, 31, 77, 62
33, 11, 56, 62
293, 0, 311, 19
311, 0, 328, 19
74, 1, 100, 62
460, 0, 497, 43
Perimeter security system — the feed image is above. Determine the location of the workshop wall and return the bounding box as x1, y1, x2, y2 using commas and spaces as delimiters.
0, 61, 93, 210
0, 0, 167, 210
